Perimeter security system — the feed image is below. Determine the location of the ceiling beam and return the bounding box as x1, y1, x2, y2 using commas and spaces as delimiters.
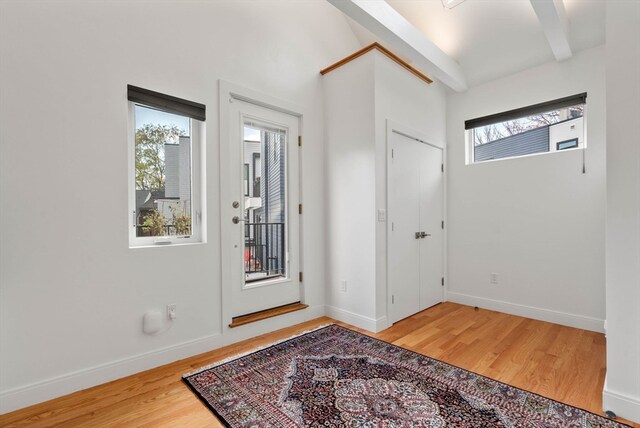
530, 0, 572, 61
326, 0, 467, 92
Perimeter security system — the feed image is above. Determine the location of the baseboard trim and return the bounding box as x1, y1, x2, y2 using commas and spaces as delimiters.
0, 304, 326, 415
0, 332, 223, 414
446, 291, 604, 333
325, 305, 387, 333
603, 383, 640, 424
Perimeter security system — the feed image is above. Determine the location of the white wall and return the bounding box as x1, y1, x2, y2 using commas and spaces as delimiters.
446, 46, 606, 332
324, 53, 378, 328
374, 52, 447, 322
603, 1, 640, 422
324, 50, 447, 331
0, 0, 360, 413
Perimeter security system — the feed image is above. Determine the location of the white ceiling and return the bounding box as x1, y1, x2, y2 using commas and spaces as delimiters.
343, 0, 605, 88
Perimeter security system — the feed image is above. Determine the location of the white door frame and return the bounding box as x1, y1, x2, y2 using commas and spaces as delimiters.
219, 80, 306, 330
385, 119, 447, 324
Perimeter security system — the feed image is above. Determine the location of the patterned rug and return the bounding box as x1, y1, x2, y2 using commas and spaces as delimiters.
183, 324, 630, 427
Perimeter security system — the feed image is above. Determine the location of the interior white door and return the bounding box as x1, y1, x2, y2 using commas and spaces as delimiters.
389, 131, 443, 323
223, 99, 300, 317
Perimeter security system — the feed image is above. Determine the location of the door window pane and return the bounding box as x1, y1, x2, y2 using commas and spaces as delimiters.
243, 123, 287, 283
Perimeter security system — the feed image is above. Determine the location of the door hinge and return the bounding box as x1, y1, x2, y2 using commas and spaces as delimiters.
299, 272, 303, 282
441, 220, 444, 229
441, 163, 444, 173
298, 136, 302, 147
298, 204, 302, 214
392, 295, 394, 304
441, 277, 445, 286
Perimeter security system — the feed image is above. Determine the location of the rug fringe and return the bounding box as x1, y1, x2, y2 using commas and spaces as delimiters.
183, 324, 334, 378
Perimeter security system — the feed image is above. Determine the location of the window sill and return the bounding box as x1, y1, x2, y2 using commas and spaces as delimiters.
468, 145, 584, 165
129, 240, 205, 249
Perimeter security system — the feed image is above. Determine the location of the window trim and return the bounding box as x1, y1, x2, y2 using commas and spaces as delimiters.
127, 100, 205, 248
466, 97, 587, 164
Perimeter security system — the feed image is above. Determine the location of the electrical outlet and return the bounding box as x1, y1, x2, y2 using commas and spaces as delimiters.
340, 280, 347, 292
167, 304, 177, 320
490, 273, 498, 285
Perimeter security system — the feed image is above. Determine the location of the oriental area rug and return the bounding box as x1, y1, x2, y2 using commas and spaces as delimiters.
183, 324, 629, 428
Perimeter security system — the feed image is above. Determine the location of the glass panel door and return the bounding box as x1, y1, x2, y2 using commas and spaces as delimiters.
242, 123, 288, 284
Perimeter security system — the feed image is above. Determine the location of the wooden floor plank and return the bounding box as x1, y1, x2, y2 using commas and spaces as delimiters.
1, 304, 636, 427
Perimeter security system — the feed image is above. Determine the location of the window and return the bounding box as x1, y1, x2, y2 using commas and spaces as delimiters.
557, 138, 579, 151
128, 85, 205, 246
244, 164, 250, 196
466, 93, 586, 163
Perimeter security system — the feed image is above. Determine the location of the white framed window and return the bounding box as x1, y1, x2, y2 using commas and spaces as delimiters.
127, 85, 205, 247
465, 93, 587, 164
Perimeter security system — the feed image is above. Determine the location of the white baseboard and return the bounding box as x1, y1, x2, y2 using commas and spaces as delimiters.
0, 332, 223, 415
603, 383, 640, 424
446, 291, 605, 333
325, 305, 388, 333
0, 304, 326, 415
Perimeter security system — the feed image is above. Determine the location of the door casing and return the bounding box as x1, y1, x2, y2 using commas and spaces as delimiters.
219, 80, 306, 327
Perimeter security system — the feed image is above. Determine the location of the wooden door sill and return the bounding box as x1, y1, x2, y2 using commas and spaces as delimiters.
229, 302, 309, 328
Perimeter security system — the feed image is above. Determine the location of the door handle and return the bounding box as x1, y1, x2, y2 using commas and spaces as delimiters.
232, 216, 246, 224
415, 231, 431, 239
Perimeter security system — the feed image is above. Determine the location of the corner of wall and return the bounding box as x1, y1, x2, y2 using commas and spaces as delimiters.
603, 378, 640, 424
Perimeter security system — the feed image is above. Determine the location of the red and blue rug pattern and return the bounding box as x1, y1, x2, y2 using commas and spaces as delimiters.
183, 324, 630, 427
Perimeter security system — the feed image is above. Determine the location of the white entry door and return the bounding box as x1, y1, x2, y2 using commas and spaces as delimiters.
222, 99, 300, 317
389, 130, 443, 324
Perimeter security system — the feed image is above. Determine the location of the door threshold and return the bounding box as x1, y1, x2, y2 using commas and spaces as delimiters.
229, 302, 309, 328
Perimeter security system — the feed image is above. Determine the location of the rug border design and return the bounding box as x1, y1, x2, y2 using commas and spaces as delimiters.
183, 324, 332, 378
182, 324, 632, 428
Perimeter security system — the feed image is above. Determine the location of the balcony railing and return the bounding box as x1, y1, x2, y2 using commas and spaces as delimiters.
244, 222, 285, 282
136, 225, 191, 237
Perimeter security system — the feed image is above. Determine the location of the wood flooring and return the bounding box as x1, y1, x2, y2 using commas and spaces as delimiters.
2, 302, 636, 427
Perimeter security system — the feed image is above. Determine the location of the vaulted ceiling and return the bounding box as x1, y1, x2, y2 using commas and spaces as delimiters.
335, 0, 605, 90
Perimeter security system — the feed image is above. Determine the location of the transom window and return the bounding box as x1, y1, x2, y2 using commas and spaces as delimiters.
466, 93, 586, 163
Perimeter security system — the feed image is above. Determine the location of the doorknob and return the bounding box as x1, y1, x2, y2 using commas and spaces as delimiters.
232, 216, 245, 224
420, 232, 431, 238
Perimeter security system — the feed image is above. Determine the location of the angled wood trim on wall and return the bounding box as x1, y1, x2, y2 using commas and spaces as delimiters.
320, 42, 433, 85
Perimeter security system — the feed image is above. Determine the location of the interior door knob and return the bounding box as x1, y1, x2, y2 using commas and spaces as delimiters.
232, 216, 245, 224
420, 232, 431, 238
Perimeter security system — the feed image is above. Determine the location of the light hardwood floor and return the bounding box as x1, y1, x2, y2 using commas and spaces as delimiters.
1, 302, 637, 427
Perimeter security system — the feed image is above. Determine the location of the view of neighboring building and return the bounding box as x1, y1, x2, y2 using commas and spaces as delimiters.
474, 106, 584, 162
243, 125, 286, 282
135, 135, 192, 236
